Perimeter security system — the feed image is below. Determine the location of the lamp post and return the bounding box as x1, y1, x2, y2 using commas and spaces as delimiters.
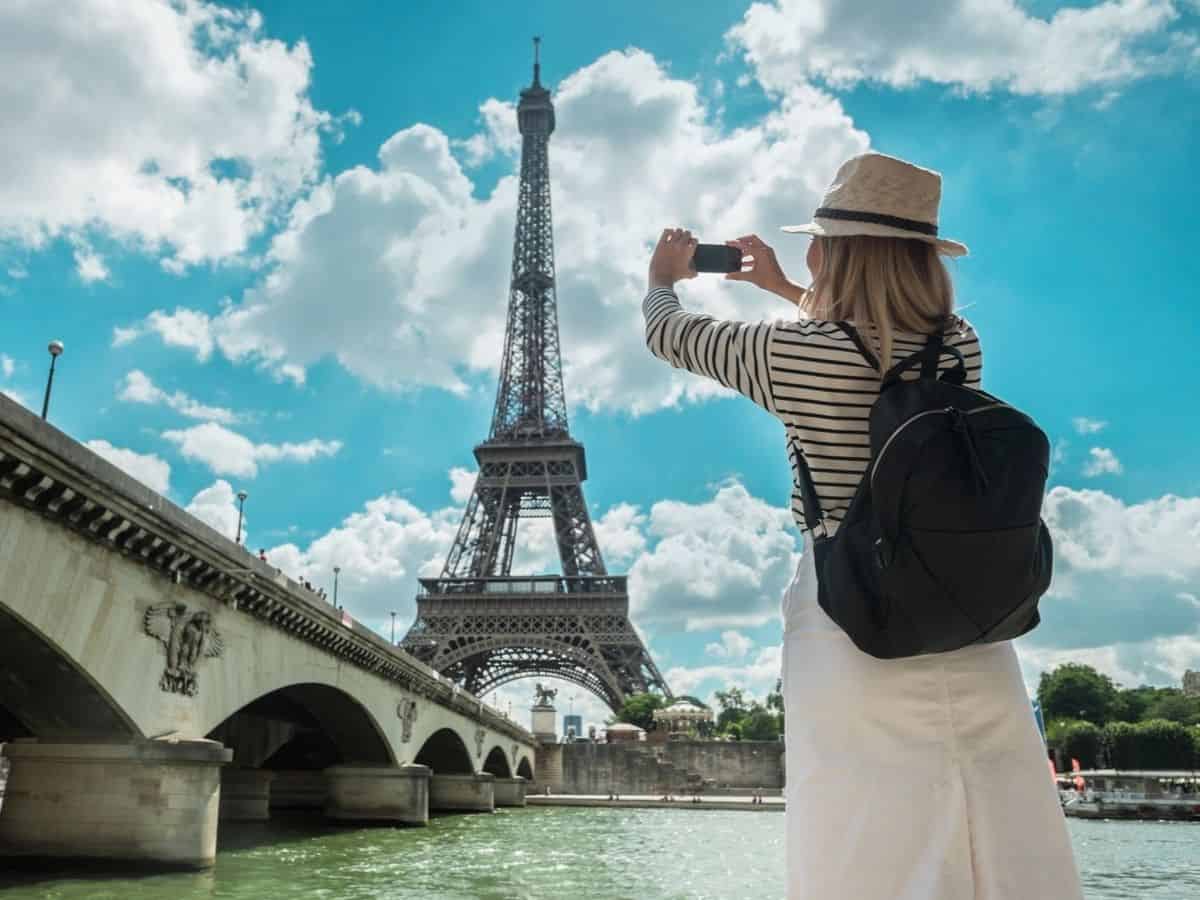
333, 566, 341, 607
390, 610, 397, 645
234, 490, 248, 544
41, 340, 64, 420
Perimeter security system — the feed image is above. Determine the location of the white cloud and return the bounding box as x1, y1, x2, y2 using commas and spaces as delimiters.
448, 467, 476, 504
1073, 416, 1108, 435
0, 0, 332, 270
162, 422, 341, 478
705, 630, 755, 660
118, 370, 241, 424
629, 480, 801, 631
1082, 446, 1123, 477
121, 48, 867, 414
73, 245, 109, 283
666, 644, 783, 707
0, 354, 13, 378
728, 0, 1194, 98
84, 439, 170, 494
112, 308, 216, 360
185, 479, 244, 542
1014, 487, 1200, 688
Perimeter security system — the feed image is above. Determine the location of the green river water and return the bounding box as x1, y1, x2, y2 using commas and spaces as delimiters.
0, 810, 1195, 899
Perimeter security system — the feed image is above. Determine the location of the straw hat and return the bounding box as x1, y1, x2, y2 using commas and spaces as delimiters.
782, 152, 967, 257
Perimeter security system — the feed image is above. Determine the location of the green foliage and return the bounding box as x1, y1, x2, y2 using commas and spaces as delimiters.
725, 723, 742, 741
740, 707, 781, 741
1131, 719, 1197, 769
1144, 692, 1200, 726
1101, 721, 1140, 769
1059, 721, 1102, 770
614, 693, 665, 731
1037, 663, 1118, 726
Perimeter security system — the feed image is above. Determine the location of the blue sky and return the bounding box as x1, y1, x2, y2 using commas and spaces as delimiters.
2, 0, 1197, 731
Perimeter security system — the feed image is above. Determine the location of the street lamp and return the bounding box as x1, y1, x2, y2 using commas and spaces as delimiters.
390, 610, 397, 644
333, 566, 341, 607
234, 490, 248, 544
41, 340, 64, 420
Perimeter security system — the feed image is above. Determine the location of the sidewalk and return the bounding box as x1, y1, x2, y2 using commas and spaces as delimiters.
527, 793, 784, 812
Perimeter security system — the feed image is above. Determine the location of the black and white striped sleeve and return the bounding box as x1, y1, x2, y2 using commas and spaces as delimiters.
642, 286, 779, 416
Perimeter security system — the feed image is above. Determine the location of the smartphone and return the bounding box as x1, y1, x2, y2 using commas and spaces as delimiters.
691, 243, 743, 274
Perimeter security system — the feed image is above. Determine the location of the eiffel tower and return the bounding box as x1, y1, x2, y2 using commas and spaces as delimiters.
401, 39, 670, 713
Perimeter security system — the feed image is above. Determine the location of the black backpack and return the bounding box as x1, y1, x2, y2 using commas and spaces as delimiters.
795, 323, 1052, 659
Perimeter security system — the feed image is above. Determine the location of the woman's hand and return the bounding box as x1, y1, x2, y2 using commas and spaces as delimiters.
648, 227, 699, 291
725, 234, 806, 305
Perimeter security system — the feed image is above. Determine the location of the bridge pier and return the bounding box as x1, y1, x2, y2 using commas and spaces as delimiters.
429, 772, 495, 812
492, 776, 527, 807
0, 738, 230, 869
325, 764, 431, 825
219, 768, 274, 822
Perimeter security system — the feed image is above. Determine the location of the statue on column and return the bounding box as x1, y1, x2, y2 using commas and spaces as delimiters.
533, 683, 558, 707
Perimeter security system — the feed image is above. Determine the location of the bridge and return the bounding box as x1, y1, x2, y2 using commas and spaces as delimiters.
0, 395, 538, 869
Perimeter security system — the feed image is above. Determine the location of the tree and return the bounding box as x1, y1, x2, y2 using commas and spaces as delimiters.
1037, 663, 1118, 726
715, 687, 750, 733
1102, 721, 1140, 769
1112, 685, 1177, 722
613, 693, 665, 731
1133, 719, 1197, 769
741, 707, 781, 741
1144, 692, 1200, 726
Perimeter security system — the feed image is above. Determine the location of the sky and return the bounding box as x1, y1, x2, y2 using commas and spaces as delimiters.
1, 0, 1198, 736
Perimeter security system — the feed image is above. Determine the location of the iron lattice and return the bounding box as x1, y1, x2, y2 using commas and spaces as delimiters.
401, 43, 670, 712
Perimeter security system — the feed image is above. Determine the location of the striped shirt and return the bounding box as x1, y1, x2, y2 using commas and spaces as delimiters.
642, 287, 983, 535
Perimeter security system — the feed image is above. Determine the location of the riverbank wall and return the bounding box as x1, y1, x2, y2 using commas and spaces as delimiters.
534, 740, 785, 794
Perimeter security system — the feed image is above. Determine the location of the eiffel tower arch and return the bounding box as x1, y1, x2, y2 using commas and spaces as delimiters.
402, 40, 670, 713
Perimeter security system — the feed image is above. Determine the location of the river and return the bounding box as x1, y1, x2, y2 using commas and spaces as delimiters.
0, 810, 1195, 899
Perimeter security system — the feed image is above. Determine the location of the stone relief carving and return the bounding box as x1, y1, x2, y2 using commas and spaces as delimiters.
475, 726, 486, 759
533, 682, 557, 706
397, 698, 419, 743
511, 743, 519, 768
143, 602, 224, 696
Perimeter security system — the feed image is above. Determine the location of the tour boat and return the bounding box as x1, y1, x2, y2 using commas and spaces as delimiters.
1058, 770, 1200, 821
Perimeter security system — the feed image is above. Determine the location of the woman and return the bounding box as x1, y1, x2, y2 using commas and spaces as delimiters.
642, 152, 1083, 900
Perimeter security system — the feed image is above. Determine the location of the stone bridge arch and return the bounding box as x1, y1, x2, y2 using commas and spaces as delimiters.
207, 683, 394, 770
516, 756, 534, 780
0, 602, 140, 742
482, 745, 512, 778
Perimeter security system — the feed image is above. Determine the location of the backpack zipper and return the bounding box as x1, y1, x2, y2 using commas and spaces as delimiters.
870, 402, 1010, 490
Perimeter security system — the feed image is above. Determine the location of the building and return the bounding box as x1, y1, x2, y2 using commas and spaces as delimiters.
563, 714, 583, 741
1183, 670, 1200, 697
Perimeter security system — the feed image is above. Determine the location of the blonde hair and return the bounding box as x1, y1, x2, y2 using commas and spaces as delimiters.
801, 235, 955, 374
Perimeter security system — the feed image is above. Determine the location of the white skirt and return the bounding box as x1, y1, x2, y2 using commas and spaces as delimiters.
782, 550, 1084, 900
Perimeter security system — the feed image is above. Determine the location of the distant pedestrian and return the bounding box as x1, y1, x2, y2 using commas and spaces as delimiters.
258, 548, 267, 562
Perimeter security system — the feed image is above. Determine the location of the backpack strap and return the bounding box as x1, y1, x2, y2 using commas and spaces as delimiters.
790, 439, 828, 539
882, 341, 967, 389
835, 323, 880, 371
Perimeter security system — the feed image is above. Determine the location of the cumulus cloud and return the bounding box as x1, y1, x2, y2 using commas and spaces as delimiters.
185, 480, 245, 541
0, 354, 13, 378
629, 481, 801, 631
727, 0, 1195, 97
448, 467, 476, 504
705, 630, 755, 660
666, 644, 783, 707
84, 439, 170, 494
162, 422, 341, 478
1073, 416, 1108, 435
0, 0, 334, 270
119, 48, 867, 414
1015, 487, 1200, 687
1082, 446, 1123, 477
118, 370, 241, 424
73, 245, 109, 283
